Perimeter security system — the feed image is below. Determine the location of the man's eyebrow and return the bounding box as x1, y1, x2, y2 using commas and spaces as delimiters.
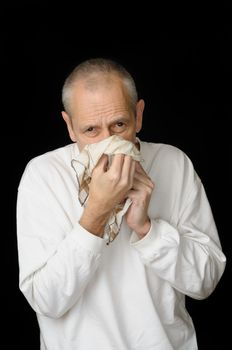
81, 116, 130, 130
81, 123, 97, 129
110, 116, 130, 123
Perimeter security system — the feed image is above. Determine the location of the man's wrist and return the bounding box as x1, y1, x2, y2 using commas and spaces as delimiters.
79, 202, 111, 237
135, 219, 151, 240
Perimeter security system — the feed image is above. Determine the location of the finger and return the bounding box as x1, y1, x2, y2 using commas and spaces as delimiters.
131, 178, 144, 191
108, 153, 125, 174
129, 159, 136, 186
134, 170, 154, 189
94, 154, 109, 172
121, 155, 135, 183
135, 162, 147, 175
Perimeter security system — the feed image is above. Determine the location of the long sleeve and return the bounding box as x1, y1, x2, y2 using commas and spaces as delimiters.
16, 154, 105, 318
130, 144, 226, 299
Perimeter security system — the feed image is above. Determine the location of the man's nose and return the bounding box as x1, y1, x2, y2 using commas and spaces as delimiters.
102, 128, 112, 139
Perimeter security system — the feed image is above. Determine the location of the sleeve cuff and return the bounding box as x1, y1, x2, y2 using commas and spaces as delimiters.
68, 222, 105, 256
130, 219, 180, 260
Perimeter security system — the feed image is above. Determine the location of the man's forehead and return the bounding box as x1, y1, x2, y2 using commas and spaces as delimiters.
75, 73, 123, 92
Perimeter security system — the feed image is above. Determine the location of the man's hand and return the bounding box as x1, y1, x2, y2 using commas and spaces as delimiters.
79, 154, 136, 236
125, 162, 154, 239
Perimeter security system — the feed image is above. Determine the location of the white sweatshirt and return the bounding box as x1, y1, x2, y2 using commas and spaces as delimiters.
16, 139, 226, 350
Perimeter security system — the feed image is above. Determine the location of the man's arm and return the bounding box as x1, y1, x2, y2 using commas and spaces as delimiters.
16, 163, 104, 319
129, 153, 226, 299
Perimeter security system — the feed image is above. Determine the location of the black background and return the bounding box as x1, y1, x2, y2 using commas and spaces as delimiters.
2, 3, 231, 349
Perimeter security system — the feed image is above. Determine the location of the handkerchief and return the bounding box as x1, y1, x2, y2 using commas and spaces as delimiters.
71, 135, 141, 244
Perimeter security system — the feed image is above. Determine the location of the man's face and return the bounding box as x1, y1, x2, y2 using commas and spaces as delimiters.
62, 76, 144, 151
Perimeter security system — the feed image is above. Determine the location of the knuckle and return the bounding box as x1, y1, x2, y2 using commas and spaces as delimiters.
149, 179, 155, 189
144, 186, 153, 197
109, 172, 120, 183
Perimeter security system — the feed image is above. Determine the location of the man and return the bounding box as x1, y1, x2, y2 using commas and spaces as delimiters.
16, 58, 226, 349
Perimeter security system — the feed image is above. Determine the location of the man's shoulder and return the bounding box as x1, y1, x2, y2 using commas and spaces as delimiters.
140, 139, 185, 160
19, 143, 77, 187
140, 139, 193, 173
28, 143, 75, 167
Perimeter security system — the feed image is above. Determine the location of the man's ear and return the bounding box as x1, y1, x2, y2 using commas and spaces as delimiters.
61, 111, 77, 142
135, 99, 145, 133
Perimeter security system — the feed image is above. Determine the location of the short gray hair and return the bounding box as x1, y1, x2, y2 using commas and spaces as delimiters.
62, 58, 138, 115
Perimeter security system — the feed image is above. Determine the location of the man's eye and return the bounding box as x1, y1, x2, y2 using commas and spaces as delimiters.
112, 122, 126, 133
116, 122, 124, 127
86, 127, 94, 132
